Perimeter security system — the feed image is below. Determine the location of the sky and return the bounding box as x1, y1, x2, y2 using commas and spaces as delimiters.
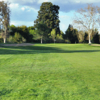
1, 0, 100, 33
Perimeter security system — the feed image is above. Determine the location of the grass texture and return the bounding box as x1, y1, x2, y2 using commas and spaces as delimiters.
0, 44, 100, 100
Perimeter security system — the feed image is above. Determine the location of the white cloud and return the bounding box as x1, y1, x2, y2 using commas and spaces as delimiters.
37, 0, 53, 4
2, 0, 100, 33
0, 0, 36, 4
10, 20, 34, 26
2, 0, 100, 13
59, 11, 74, 33
21, 7, 25, 11
9, 2, 38, 24
9, 2, 38, 13
9, 3, 19, 8
1, 0, 100, 5
62, 0, 100, 4
75, 0, 81, 3
10, 21, 17, 25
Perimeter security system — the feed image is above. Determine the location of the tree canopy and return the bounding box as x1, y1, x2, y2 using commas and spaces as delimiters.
73, 4, 100, 44
0, 1, 10, 43
65, 24, 79, 43
34, 2, 60, 34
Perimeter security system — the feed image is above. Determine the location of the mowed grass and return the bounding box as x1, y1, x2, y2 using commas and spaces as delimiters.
0, 44, 100, 100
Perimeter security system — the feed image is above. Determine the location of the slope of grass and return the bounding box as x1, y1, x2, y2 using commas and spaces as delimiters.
0, 44, 100, 100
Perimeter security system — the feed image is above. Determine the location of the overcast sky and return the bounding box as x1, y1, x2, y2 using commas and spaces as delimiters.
1, 0, 100, 33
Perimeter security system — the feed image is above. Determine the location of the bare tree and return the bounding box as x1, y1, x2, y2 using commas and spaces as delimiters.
73, 4, 99, 44
0, 1, 10, 43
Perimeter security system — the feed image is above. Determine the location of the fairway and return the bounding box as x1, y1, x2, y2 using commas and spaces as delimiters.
0, 44, 100, 100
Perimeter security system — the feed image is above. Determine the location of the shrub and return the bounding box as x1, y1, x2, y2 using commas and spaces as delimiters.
13, 32, 23, 43
79, 40, 84, 43
0, 38, 3, 43
7, 32, 26, 44
22, 37, 26, 43
7, 36, 14, 43
56, 34, 64, 43
65, 39, 70, 43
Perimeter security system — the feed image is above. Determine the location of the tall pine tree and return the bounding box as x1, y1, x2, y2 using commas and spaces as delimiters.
34, 2, 60, 34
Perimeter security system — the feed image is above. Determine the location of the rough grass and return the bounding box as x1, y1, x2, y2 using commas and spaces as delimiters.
0, 44, 100, 100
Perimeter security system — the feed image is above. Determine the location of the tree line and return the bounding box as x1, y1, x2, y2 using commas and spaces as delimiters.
0, 1, 100, 44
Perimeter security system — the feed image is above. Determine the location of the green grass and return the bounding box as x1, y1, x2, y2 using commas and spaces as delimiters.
0, 44, 100, 100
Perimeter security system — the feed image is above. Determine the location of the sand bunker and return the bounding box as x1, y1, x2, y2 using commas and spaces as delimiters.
0, 43, 34, 47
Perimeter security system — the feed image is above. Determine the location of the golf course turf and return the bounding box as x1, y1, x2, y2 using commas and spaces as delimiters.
0, 44, 100, 100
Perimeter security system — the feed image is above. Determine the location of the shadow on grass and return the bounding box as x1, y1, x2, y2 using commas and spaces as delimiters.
0, 45, 100, 55
0, 88, 12, 96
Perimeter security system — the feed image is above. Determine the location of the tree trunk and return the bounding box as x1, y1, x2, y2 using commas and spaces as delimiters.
3, 27, 7, 43
4, 37, 6, 43
54, 39, 55, 43
41, 38, 42, 44
89, 33, 91, 44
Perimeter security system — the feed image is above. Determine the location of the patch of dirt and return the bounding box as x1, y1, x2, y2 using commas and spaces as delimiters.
0, 43, 34, 47
91, 44, 100, 46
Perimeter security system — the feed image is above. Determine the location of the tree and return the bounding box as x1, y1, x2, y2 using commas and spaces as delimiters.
9, 25, 36, 43
73, 29, 79, 43
12, 32, 26, 43
78, 31, 84, 43
50, 29, 56, 43
84, 32, 88, 43
92, 29, 99, 43
9, 25, 16, 36
0, 1, 10, 43
34, 22, 50, 44
93, 33, 99, 43
56, 34, 63, 43
16, 25, 33, 42
56, 30, 64, 43
13, 32, 22, 43
29, 29, 35, 36
73, 4, 100, 44
65, 24, 79, 43
28, 26, 35, 31
34, 2, 60, 35
29, 29, 38, 41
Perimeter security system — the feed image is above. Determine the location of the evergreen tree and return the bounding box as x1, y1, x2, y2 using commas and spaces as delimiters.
34, 2, 60, 34
92, 29, 99, 43
84, 32, 88, 43
65, 24, 79, 43
93, 33, 99, 43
